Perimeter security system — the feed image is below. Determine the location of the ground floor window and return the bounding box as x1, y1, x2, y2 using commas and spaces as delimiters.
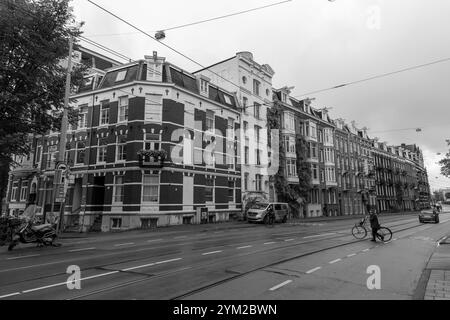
205, 178, 214, 202
183, 216, 193, 225
113, 176, 124, 203
142, 174, 159, 203
111, 218, 122, 229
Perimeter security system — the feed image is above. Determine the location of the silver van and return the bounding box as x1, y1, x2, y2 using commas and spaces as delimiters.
247, 202, 289, 224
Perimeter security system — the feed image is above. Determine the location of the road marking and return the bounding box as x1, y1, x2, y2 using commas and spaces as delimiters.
264, 242, 276, 245
303, 233, 336, 239
347, 253, 356, 257
0, 292, 21, 299
21, 271, 120, 294
213, 231, 223, 234
202, 250, 222, 255
237, 245, 252, 249
285, 239, 295, 242
114, 243, 134, 247
154, 258, 182, 265
269, 280, 292, 291
147, 239, 163, 243
68, 247, 96, 253
306, 267, 322, 274
174, 236, 188, 239
6, 254, 40, 260
122, 258, 182, 272
329, 259, 342, 264
393, 238, 398, 241
362, 249, 370, 252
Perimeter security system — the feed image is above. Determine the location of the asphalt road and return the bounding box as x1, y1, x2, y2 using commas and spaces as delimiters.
0, 207, 449, 300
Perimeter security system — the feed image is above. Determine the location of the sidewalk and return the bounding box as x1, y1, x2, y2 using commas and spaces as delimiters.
418, 235, 450, 300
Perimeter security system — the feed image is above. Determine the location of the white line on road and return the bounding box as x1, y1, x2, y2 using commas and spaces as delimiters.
285, 239, 295, 242
114, 243, 134, 247
68, 247, 96, 253
202, 250, 223, 255
154, 258, 182, 265
362, 249, 370, 252
147, 239, 163, 243
347, 253, 356, 257
393, 238, 398, 241
329, 259, 342, 264
264, 242, 276, 245
0, 292, 21, 299
306, 267, 322, 274
6, 254, 40, 260
269, 280, 292, 291
303, 233, 336, 239
237, 245, 252, 249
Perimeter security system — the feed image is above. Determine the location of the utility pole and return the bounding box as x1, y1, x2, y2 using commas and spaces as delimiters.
52, 35, 73, 234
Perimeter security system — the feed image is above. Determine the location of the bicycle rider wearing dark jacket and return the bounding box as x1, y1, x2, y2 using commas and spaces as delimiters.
369, 211, 381, 242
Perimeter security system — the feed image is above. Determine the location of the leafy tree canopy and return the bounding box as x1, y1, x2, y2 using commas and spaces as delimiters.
0, 0, 85, 166
439, 139, 450, 177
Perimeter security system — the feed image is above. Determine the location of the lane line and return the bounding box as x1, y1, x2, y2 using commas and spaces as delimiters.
154, 258, 182, 265
174, 236, 188, 239
362, 249, 370, 252
285, 239, 295, 242
303, 233, 336, 239
237, 245, 252, 249
114, 243, 134, 247
269, 280, 292, 291
0, 292, 21, 299
329, 259, 342, 264
202, 250, 223, 255
347, 253, 356, 257
264, 242, 276, 245
147, 239, 163, 243
6, 254, 40, 260
68, 247, 96, 253
306, 267, 322, 274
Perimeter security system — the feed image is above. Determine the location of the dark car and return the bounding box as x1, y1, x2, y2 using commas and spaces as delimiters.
419, 207, 439, 224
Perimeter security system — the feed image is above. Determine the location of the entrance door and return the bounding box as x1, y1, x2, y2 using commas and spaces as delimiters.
92, 176, 105, 212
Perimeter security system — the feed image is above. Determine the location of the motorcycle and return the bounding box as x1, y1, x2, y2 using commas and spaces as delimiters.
8, 219, 59, 251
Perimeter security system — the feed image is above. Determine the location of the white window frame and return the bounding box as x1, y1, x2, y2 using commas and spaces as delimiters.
116, 136, 127, 162
113, 175, 124, 203
20, 182, 28, 201
142, 174, 159, 203
100, 101, 110, 126
47, 145, 58, 169
206, 110, 215, 132
75, 141, 86, 166
97, 140, 107, 164
205, 177, 215, 203
145, 94, 162, 122
78, 105, 88, 129
255, 174, 262, 191
253, 79, 260, 96
228, 180, 235, 203
118, 96, 129, 123
115, 70, 127, 82
11, 182, 18, 202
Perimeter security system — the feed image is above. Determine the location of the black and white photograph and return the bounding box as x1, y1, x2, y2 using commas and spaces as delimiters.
1, 0, 450, 311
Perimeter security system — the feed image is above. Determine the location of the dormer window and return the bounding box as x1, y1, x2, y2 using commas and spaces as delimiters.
200, 79, 208, 93
282, 92, 287, 102
223, 94, 232, 105
115, 70, 127, 82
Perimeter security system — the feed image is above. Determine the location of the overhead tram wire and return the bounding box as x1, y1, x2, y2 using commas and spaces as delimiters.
293, 57, 450, 98
84, 0, 293, 37
87, 0, 277, 110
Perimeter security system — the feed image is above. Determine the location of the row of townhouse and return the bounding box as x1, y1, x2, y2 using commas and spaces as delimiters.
4, 49, 431, 230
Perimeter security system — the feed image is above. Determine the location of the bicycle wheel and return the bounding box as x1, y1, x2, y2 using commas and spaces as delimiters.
352, 225, 367, 239
376, 227, 393, 242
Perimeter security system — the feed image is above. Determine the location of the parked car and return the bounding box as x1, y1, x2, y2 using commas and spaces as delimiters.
419, 207, 439, 224
247, 202, 289, 224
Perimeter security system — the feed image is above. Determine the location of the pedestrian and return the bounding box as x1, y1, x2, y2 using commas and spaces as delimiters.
369, 209, 382, 242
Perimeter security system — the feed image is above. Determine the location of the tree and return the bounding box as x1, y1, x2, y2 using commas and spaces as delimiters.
439, 140, 450, 177
0, 0, 85, 198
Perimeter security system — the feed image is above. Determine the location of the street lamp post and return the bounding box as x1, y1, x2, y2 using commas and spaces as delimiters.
51, 35, 74, 234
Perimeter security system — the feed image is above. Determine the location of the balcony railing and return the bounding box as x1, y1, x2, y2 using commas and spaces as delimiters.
138, 150, 167, 168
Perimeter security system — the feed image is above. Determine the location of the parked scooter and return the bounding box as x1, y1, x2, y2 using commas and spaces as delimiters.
8, 220, 58, 251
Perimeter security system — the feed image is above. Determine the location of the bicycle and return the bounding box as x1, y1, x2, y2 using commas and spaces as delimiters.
351, 216, 392, 242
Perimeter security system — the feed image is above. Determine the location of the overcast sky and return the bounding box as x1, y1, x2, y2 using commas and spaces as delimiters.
71, 0, 450, 192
